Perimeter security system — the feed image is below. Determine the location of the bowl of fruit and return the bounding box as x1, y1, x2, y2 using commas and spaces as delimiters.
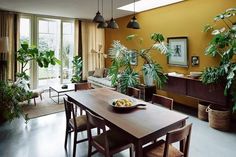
110, 98, 146, 112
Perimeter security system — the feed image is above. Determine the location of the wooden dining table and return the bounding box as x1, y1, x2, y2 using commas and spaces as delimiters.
66, 88, 188, 157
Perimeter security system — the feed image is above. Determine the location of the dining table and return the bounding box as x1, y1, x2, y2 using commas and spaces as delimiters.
66, 88, 188, 157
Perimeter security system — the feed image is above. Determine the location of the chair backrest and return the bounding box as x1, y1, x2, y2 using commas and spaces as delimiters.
74, 82, 92, 91
164, 123, 192, 157
152, 94, 173, 110
86, 110, 109, 153
127, 87, 141, 99
64, 98, 77, 129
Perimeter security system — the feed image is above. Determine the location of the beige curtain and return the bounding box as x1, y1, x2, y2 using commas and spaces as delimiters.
81, 21, 105, 80
0, 11, 19, 81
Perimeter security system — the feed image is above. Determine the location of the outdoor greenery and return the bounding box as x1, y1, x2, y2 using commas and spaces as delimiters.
71, 56, 83, 83
108, 33, 171, 93
0, 81, 31, 122
200, 8, 236, 111
17, 42, 61, 80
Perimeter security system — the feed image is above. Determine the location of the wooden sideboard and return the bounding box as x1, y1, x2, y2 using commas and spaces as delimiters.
163, 75, 229, 107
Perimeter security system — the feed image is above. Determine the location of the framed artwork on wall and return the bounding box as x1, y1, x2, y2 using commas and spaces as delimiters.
167, 37, 188, 67
130, 50, 138, 66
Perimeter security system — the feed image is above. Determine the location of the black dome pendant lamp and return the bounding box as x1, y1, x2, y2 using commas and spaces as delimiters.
97, 0, 107, 28
93, 0, 105, 23
127, 0, 140, 29
107, 0, 119, 29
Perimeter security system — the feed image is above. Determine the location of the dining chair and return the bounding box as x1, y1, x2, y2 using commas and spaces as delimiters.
86, 110, 134, 157
74, 82, 92, 115
74, 82, 92, 91
127, 86, 141, 99
143, 123, 192, 157
63, 98, 90, 157
152, 94, 174, 110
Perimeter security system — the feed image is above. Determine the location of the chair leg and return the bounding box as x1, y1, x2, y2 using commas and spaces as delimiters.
73, 132, 77, 157
129, 145, 134, 157
88, 141, 92, 157
40, 94, 42, 100
97, 128, 100, 135
80, 108, 83, 115
64, 127, 69, 149
34, 98, 36, 106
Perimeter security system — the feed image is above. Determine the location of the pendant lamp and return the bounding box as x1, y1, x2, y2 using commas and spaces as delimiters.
107, 0, 119, 29
127, 0, 140, 29
97, 0, 107, 28
93, 0, 104, 23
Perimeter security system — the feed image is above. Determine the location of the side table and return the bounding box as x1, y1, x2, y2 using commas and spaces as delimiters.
138, 84, 156, 102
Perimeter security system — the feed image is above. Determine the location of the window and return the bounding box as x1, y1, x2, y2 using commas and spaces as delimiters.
19, 15, 75, 89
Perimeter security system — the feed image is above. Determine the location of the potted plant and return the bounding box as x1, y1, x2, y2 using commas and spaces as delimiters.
0, 81, 32, 123
17, 42, 61, 80
108, 33, 171, 94
201, 8, 236, 131
71, 56, 83, 83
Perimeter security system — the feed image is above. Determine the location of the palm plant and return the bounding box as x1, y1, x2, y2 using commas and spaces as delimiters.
108, 33, 171, 93
200, 8, 236, 111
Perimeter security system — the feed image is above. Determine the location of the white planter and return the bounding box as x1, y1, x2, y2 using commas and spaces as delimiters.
143, 73, 154, 86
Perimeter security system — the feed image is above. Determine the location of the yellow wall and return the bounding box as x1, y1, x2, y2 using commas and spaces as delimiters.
105, 0, 236, 108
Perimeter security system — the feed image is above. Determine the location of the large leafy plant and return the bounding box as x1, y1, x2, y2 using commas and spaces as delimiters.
108, 33, 171, 93
17, 42, 61, 80
71, 56, 83, 83
200, 8, 236, 111
0, 81, 31, 122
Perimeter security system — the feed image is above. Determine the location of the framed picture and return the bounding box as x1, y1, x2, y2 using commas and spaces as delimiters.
191, 56, 199, 66
167, 37, 188, 67
129, 50, 138, 66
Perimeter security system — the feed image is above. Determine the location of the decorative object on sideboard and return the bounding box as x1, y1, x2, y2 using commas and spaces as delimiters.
107, 0, 119, 29
191, 56, 199, 66
93, 0, 105, 23
167, 37, 188, 67
0, 37, 9, 81
127, 0, 140, 29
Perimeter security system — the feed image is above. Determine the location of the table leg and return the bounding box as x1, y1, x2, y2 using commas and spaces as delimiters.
134, 141, 143, 157
58, 92, 59, 104
49, 87, 51, 98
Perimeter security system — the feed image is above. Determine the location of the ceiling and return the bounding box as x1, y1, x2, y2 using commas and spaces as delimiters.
0, 0, 136, 20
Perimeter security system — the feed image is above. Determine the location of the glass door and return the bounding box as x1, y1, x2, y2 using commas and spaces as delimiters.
61, 21, 75, 84
37, 18, 61, 89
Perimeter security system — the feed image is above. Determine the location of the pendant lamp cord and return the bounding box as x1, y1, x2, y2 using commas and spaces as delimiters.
134, 0, 136, 16
97, 0, 99, 12
111, 0, 113, 18
102, 0, 103, 15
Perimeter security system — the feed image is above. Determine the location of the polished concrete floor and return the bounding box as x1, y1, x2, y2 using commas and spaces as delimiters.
0, 104, 236, 157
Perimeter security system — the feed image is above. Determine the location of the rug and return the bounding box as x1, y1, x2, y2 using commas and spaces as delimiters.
22, 94, 65, 119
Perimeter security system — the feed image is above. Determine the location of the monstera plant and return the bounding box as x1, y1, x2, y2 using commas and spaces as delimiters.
108, 33, 171, 94
200, 8, 236, 111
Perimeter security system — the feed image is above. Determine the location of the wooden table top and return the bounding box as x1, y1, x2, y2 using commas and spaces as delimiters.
66, 88, 188, 139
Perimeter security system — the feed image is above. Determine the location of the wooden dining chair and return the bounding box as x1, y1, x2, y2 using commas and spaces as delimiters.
74, 82, 92, 115
86, 110, 134, 157
74, 82, 92, 91
152, 94, 174, 110
127, 86, 141, 99
63, 98, 90, 157
143, 123, 192, 157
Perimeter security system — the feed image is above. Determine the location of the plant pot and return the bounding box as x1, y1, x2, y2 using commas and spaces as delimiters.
198, 101, 209, 121
206, 105, 231, 131
143, 73, 154, 86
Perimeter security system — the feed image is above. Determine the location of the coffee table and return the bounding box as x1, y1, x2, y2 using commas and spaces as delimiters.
49, 84, 74, 104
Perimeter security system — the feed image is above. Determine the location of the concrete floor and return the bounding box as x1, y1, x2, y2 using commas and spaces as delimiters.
0, 104, 235, 157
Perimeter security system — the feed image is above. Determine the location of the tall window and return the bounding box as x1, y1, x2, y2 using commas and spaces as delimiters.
19, 15, 75, 89
19, 17, 31, 78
